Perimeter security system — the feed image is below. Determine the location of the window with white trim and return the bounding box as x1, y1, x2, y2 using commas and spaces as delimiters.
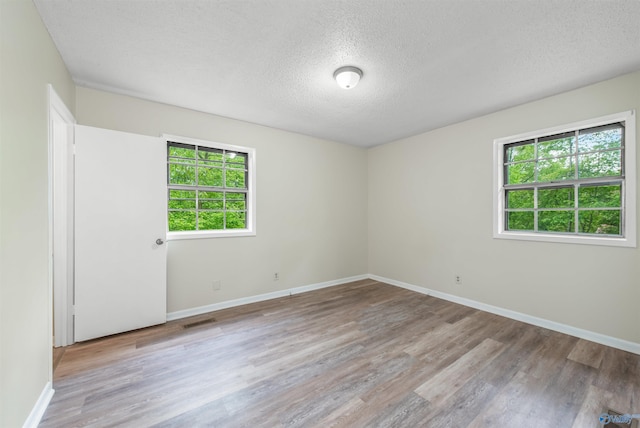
494, 111, 636, 247
165, 134, 256, 239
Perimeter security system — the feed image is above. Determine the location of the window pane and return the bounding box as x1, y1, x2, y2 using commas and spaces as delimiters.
506, 189, 533, 209
537, 133, 575, 159
578, 184, 621, 208
226, 192, 245, 200
537, 156, 575, 182
578, 210, 621, 235
169, 144, 195, 160
169, 164, 196, 185
168, 189, 196, 210
225, 169, 246, 188
226, 211, 246, 229
226, 162, 247, 170
538, 187, 574, 209
168, 199, 196, 210
198, 147, 224, 163
578, 150, 621, 178
199, 211, 224, 230
198, 166, 223, 187
199, 191, 223, 200
168, 211, 196, 231
226, 152, 247, 169
506, 142, 534, 162
226, 200, 246, 210
538, 211, 574, 232
506, 162, 535, 184
200, 200, 224, 210
170, 189, 195, 199
578, 127, 622, 153
506, 211, 534, 231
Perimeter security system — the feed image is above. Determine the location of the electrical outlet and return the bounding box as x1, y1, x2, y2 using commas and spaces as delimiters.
212, 280, 221, 291
274, 272, 279, 281
455, 275, 462, 285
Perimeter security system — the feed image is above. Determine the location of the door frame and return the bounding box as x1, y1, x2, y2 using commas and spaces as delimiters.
48, 84, 76, 349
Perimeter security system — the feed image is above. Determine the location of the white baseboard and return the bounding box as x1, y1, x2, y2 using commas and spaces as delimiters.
166, 274, 369, 321
23, 382, 54, 428
369, 274, 640, 355
166, 272, 639, 355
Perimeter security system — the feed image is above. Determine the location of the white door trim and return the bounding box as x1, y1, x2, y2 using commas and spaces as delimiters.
48, 84, 76, 349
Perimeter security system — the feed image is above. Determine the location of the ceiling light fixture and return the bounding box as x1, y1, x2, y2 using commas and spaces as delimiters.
334, 66, 363, 90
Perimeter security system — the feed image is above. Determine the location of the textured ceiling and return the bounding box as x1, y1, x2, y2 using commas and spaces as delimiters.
35, 0, 640, 147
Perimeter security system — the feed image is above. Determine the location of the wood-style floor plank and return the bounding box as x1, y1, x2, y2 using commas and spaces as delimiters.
568, 339, 606, 369
40, 280, 640, 427
415, 338, 505, 406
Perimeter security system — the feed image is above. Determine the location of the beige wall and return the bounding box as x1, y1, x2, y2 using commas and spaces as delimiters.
0, 1, 76, 426
75, 87, 369, 313
369, 71, 640, 344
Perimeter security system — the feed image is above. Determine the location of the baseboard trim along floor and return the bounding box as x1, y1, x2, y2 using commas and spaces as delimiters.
166, 274, 370, 321
23, 381, 54, 428
369, 274, 640, 356
167, 273, 639, 355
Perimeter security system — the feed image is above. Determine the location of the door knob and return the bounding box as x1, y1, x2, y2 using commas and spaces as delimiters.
156, 238, 164, 245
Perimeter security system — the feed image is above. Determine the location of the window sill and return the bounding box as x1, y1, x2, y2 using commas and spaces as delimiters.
494, 230, 636, 248
167, 229, 256, 240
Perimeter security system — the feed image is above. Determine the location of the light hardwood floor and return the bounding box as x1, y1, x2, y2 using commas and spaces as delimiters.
41, 280, 640, 427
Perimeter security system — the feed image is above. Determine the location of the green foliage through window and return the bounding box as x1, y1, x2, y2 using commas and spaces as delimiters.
167, 141, 249, 232
503, 123, 624, 236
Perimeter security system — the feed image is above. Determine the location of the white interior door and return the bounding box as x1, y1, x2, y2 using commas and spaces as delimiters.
75, 125, 167, 342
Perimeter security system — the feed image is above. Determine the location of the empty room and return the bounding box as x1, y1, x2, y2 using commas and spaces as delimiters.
1, 0, 640, 427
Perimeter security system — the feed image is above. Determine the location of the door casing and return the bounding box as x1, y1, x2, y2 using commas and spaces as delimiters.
49, 84, 76, 348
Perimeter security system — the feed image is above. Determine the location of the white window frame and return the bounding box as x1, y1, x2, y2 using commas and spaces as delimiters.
493, 110, 636, 247
164, 134, 256, 240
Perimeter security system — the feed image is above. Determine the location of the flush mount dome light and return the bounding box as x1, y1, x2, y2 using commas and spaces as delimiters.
334, 66, 363, 90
